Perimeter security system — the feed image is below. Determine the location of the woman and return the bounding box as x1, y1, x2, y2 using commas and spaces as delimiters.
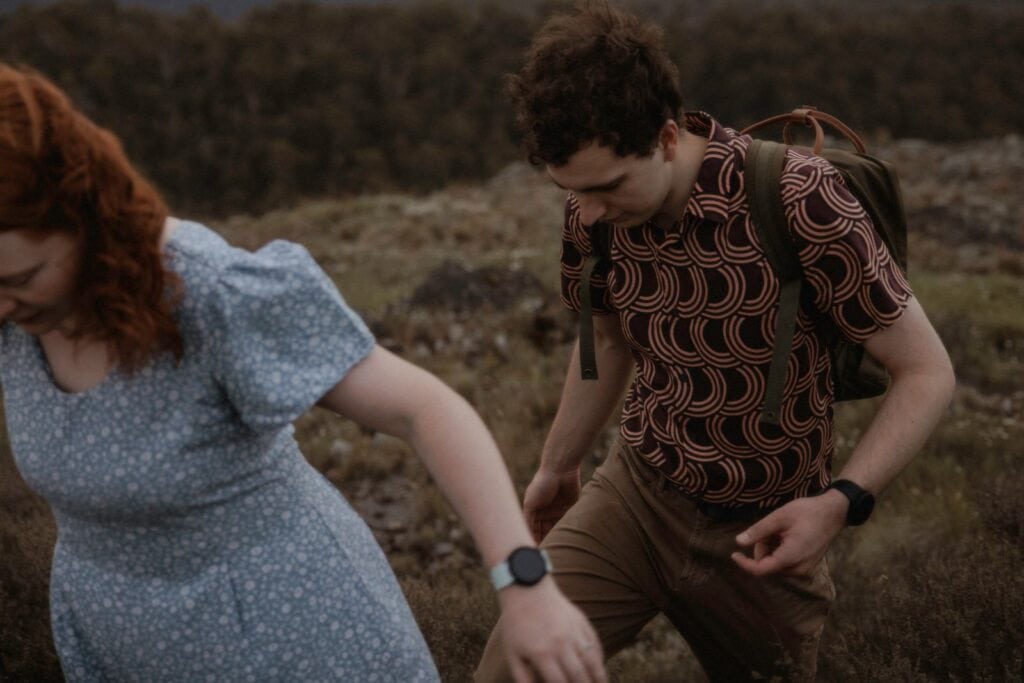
0, 64, 605, 682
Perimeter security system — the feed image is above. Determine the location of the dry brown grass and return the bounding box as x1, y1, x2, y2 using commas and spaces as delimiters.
2, 153, 1023, 681
0, 419, 61, 680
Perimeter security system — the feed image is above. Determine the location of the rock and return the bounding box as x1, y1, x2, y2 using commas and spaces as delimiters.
407, 260, 551, 313
329, 439, 353, 457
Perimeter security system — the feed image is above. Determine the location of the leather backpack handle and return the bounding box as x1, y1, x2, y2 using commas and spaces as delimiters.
741, 107, 866, 154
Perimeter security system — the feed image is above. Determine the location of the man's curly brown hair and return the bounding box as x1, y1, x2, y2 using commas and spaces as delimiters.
508, 2, 684, 167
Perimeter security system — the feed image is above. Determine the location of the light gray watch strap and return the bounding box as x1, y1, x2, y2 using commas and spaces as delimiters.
489, 549, 553, 591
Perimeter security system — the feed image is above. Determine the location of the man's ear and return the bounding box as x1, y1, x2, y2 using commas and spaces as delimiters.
658, 119, 680, 160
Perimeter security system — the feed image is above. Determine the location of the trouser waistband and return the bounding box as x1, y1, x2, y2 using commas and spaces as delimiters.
621, 442, 824, 523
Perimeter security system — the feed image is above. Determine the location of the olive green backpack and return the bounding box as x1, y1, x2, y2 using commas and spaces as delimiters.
578, 108, 909, 426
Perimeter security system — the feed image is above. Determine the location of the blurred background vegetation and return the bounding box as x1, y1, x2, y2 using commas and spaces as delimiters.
0, 0, 1021, 216
1, 0, 1022, 681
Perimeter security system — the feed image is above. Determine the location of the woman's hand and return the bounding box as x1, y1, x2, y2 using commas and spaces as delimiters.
498, 579, 607, 683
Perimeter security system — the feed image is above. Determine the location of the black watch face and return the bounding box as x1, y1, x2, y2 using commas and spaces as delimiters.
849, 493, 876, 526
508, 548, 547, 586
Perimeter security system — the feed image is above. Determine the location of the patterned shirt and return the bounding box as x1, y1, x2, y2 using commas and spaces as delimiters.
560, 112, 912, 507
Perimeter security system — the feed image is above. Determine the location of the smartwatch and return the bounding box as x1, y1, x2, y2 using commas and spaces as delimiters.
828, 479, 875, 526
489, 547, 552, 591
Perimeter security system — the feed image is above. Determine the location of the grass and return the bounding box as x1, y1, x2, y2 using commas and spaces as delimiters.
0, 438, 62, 680
912, 270, 1024, 392
2, 160, 1022, 681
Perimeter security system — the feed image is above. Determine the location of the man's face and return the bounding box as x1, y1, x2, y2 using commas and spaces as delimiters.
546, 140, 675, 229
0, 228, 81, 335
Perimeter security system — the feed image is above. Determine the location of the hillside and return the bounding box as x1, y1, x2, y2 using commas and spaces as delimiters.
1, 134, 1022, 681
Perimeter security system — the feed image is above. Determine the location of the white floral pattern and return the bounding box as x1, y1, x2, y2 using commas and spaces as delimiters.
0, 221, 439, 682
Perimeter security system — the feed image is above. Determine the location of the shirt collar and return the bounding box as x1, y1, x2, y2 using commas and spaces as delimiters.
679, 111, 743, 227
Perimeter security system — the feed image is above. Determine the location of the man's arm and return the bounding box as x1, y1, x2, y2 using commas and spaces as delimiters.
524, 314, 634, 541
732, 296, 955, 576
829, 296, 955, 491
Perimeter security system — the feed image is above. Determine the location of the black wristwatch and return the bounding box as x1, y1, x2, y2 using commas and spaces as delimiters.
827, 479, 875, 526
489, 547, 552, 591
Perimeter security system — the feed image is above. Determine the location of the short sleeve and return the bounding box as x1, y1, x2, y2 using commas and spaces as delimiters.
560, 195, 613, 314
205, 240, 375, 431
781, 154, 913, 343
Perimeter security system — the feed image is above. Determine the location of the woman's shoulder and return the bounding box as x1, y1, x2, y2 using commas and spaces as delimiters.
166, 221, 306, 302
164, 220, 242, 283
164, 219, 347, 332
165, 220, 321, 286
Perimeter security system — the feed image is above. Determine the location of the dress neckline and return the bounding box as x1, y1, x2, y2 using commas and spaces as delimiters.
27, 217, 184, 398
30, 334, 117, 398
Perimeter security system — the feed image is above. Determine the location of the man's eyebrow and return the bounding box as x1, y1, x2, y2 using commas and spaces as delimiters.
548, 173, 627, 194
0, 264, 41, 285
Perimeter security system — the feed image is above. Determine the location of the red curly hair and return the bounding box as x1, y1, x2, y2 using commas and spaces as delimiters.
0, 63, 182, 373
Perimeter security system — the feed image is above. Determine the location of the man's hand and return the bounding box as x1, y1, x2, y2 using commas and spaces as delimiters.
523, 468, 581, 543
730, 491, 848, 577
498, 579, 607, 683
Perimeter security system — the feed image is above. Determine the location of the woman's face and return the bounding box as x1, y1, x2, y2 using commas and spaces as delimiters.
0, 229, 81, 335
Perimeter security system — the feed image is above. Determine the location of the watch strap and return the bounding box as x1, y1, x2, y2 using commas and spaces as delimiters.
489, 561, 515, 591
828, 478, 863, 504
828, 478, 874, 525
489, 549, 552, 591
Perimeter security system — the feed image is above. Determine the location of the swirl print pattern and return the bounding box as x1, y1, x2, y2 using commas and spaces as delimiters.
560, 112, 912, 507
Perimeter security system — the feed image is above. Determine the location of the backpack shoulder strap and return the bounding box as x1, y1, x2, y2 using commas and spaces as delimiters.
578, 221, 611, 380
746, 140, 803, 426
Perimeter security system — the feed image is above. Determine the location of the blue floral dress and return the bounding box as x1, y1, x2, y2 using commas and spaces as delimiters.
0, 221, 440, 682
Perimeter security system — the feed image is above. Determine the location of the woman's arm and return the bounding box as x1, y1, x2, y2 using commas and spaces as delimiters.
318, 345, 606, 683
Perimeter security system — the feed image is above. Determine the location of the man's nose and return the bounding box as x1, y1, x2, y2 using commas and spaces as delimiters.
576, 194, 606, 227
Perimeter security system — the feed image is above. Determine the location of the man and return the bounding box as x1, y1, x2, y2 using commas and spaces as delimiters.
476, 4, 955, 681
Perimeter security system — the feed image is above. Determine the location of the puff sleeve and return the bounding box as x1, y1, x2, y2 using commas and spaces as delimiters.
203, 239, 375, 432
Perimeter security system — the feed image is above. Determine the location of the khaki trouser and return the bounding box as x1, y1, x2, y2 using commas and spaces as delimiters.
475, 441, 834, 682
